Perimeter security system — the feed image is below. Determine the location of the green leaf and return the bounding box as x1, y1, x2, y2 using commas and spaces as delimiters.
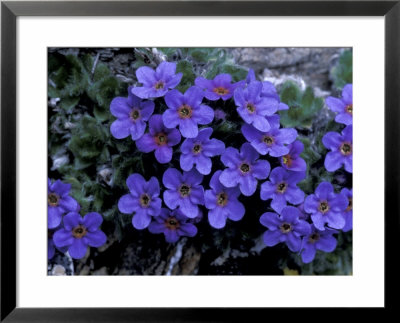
48, 86, 59, 98
220, 63, 247, 82
103, 206, 119, 221
93, 63, 112, 82
98, 147, 111, 164
112, 155, 139, 188
59, 57, 89, 97
68, 115, 109, 169
81, 53, 93, 71
91, 186, 108, 212
93, 105, 111, 122
301, 87, 314, 108
72, 157, 93, 170
158, 48, 178, 59
331, 49, 352, 90
205, 64, 219, 79
279, 81, 323, 129
176, 60, 195, 92
279, 81, 302, 107
63, 176, 83, 191
214, 121, 239, 134
87, 75, 121, 109
59, 96, 80, 114
112, 139, 136, 153
187, 48, 224, 63
299, 136, 321, 168
68, 186, 91, 214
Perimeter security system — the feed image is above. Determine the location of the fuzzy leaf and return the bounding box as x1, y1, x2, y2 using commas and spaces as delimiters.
220, 63, 247, 82
279, 81, 323, 129
93, 105, 111, 122
60, 96, 80, 114
68, 115, 109, 169
299, 136, 322, 168
331, 50, 353, 90
112, 155, 140, 188
176, 60, 196, 92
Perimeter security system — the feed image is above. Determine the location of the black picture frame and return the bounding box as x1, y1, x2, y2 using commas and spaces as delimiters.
1, 0, 399, 321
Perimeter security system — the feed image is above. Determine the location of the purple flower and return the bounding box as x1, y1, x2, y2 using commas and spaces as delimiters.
234, 81, 278, 132
195, 74, 245, 101
325, 84, 353, 125
118, 173, 162, 230
341, 188, 353, 232
260, 206, 311, 252
296, 203, 309, 220
136, 114, 181, 164
304, 182, 348, 230
204, 170, 245, 229
300, 225, 337, 263
180, 127, 225, 175
214, 108, 226, 122
245, 69, 257, 85
48, 231, 55, 260
322, 125, 352, 173
219, 143, 271, 196
53, 212, 107, 259
148, 208, 197, 243
279, 140, 307, 172
48, 179, 79, 229
131, 62, 182, 99
245, 69, 289, 111
260, 167, 306, 213
48, 228, 67, 259
110, 87, 155, 140
162, 168, 204, 218
188, 209, 204, 224
163, 86, 214, 138
261, 81, 290, 111
241, 115, 297, 157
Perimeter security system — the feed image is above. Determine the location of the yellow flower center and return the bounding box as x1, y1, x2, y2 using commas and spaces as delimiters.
140, 193, 151, 208
239, 163, 250, 173
155, 133, 168, 146
178, 104, 193, 119
277, 182, 287, 193
340, 142, 352, 156
280, 223, 292, 234
319, 201, 329, 214
179, 184, 191, 197
246, 102, 256, 113
48, 193, 60, 207
165, 217, 180, 230
309, 233, 320, 243
263, 135, 274, 145
154, 81, 165, 90
282, 154, 292, 167
346, 197, 352, 212
192, 144, 202, 154
130, 108, 140, 120
213, 87, 229, 95
72, 225, 87, 239
216, 192, 228, 206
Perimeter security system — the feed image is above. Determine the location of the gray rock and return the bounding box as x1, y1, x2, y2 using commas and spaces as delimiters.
230, 47, 348, 90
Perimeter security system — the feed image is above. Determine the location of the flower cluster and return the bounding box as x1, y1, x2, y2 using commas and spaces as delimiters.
107, 63, 353, 264
48, 178, 107, 260
47, 48, 354, 276
324, 84, 353, 173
